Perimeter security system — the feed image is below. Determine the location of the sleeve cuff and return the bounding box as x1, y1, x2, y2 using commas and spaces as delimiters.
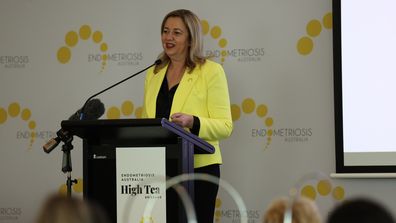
190, 116, 201, 136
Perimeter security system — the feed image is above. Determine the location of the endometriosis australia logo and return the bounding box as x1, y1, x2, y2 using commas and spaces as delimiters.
232, 98, 274, 149
232, 98, 313, 148
201, 20, 265, 64
0, 102, 37, 149
214, 197, 260, 223
57, 25, 108, 72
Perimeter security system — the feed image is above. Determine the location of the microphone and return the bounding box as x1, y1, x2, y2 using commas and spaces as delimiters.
69, 99, 105, 121
43, 99, 105, 153
79, 59, 161, 120
43, 59, 160, 153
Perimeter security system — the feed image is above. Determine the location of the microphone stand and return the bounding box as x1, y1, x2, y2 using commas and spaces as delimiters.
45, 59, 161, 196
58, 130, 77, 198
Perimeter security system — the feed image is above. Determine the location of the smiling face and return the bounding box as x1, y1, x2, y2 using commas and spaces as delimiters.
161, 16, 190, 62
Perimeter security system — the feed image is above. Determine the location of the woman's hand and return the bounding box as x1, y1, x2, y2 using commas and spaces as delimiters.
170, 112, 193, 128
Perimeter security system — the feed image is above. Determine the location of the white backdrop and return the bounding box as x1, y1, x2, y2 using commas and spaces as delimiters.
1, 0, 396, 222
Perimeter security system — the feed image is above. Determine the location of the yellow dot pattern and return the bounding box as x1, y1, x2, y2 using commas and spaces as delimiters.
30, 132, 36, 145
299, 180, 346, 202
297, 12, 332, 55
0, 103, 37, 149
214, 198, 222, 223
231, 104, 241, 121
107, 107, 121, 119
210, 26, 222, 39
57, 47, 71, 64
28, 120, 36, 129
121, 101, 134, 116
301, 185, 317, 200
0, 108, 7, 124
58, 178, 84, 195
102, 54, 108, 61
265, 117, 273, 127
231, 98, 274, 149
100, 42, 108, 52
317, 179, 332, 196
139, 216, 154, 223
21, 109, 31, 121
92, 31, 103, 43
323, 13, 333, 29
256, 104, 268, 117
219, 38, 227, 48
201, 20, 228, 64
306, 20, 322, 37
106, 100, 142, 119
201, 20, 209, 35
57, 25, 108, 72
72, 178, 83, 193
242, 98, 255, 113
58, 184, 67, 195
65, 31, 79, 47
79, 25, 91, 40
297, 37, 313, 55
8, 103, 20, 117
332, 186, 345, 201
215, 198, 222, 208
135, 107, 143, 118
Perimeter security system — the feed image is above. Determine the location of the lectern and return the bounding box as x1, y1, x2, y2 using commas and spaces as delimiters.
61, 118, 214, 223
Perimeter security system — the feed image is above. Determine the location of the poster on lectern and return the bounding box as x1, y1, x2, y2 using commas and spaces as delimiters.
116, 147, 166, 223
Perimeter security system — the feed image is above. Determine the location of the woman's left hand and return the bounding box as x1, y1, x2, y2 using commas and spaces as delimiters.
170, 112, 194, 128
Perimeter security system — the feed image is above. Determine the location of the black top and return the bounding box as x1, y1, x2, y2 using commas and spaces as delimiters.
155, 76, 178, 119
155, 75, 200, 135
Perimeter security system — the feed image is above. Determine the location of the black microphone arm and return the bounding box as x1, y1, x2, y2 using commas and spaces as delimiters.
79, 59, 161, 120
43, 59, 160, 152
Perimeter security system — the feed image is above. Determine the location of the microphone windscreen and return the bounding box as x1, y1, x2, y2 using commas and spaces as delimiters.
82, 99, 105, 120
68, 99, 105, 121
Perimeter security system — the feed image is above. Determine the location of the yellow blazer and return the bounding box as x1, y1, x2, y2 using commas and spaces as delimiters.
142, 60, 233, 168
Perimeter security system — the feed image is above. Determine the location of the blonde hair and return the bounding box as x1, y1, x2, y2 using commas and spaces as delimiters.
35, 194, 109, 223
263, 197, 322, 223
154, 9, 206, 74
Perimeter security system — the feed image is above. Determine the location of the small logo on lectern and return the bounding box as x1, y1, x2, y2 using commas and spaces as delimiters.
93, 154, 107, 159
